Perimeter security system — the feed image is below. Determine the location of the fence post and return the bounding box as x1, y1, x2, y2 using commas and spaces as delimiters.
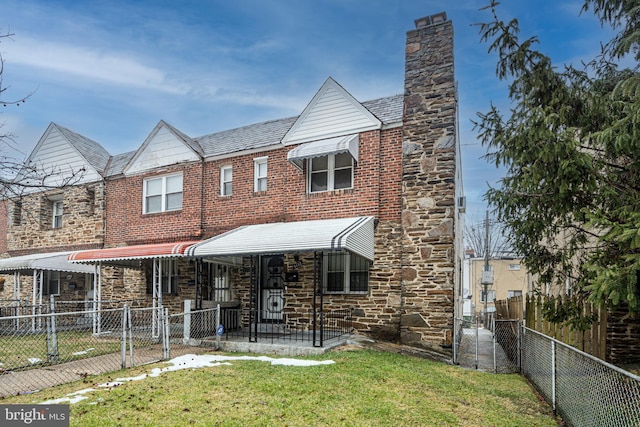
517, 321, 522, 371
551, 340, 557, 413
121, 305, 128, 369
163, 307, 170, 360
493, 317, 497, 374
128, 306, 134, 367
48, 294, 58, 364
183, 300, 191, 343
216, 304, 221, 348
475, 316, 479, 370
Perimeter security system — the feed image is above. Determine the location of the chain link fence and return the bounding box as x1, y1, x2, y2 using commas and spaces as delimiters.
0, 303, 220, 397
522, 326, 640, 427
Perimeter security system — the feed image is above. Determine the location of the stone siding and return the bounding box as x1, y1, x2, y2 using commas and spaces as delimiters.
4, 183, 105, 255
400, 14, 457, 352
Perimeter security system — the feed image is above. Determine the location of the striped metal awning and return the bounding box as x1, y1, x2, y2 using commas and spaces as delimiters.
68, 241, 200, 264
287, 134, 359, 171
185, 216, 374, 261
0, 251, 95, 273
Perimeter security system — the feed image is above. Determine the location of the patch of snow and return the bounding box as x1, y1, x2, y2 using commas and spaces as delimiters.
72, 348, 95, 356
39, 354, 335, 405
28, 358, 42, 364
41, 388, 97, 405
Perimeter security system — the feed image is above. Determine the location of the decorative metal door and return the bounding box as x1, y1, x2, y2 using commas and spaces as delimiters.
260, 255, 285, 321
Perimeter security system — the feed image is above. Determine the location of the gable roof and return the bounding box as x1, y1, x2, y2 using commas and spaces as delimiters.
281, 77, 383, 146
123, 120, 202, 175
34, 80, 403, 179
54, 124, 112, 175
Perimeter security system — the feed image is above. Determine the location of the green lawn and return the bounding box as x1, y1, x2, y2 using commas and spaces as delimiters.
2, 349, 558, 426
0, 330, 122, 370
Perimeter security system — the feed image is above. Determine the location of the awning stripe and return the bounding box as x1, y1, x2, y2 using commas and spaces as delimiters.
0, 252, 95, 273
186, 216, 375, 261
68, 241, 200, 263
287, 134, 359, 171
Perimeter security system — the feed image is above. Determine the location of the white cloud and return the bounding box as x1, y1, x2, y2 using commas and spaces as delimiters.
4, 37, 186, 95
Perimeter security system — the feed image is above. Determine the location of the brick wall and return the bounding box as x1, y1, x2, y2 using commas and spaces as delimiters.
105, 163, 204, 245
105, 128, 402, 243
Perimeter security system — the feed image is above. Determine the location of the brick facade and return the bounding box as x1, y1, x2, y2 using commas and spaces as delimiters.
0, 13, 460, 356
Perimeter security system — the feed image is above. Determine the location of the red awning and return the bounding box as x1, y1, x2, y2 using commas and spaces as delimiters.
68, 241, 200, 264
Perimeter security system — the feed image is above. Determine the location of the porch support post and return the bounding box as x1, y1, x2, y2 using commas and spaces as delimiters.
195, 259, 202, 310
249, 256, 257, 343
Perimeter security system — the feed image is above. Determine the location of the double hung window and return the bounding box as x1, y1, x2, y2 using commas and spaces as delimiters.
324, 252, 369, 294
221, 166, 233, 196
309, 152, 353, 193
254, 158, 268, 192
52, 200, 63, 228
144, 174, 183, 214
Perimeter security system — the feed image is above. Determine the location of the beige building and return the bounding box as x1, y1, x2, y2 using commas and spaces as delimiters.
465, 257, 530, 318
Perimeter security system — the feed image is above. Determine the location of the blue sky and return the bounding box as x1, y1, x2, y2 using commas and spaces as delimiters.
0, 0, 615, 219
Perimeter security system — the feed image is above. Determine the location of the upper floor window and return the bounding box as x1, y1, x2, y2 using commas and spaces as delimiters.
11, 200, 22, 226
221, 166, 232, 196
254, 157, 268, 192
309, 152, 353, 193
52, 199, 63, 228
509, 264, 521, 271
143, 173, 183, 214
324, 252, 369, 294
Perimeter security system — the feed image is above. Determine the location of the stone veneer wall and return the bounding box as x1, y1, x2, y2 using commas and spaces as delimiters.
225, 221, 403, 340
400, 14, 457, 352
6, 183, 105, 255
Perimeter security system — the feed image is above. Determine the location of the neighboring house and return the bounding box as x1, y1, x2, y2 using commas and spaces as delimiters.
464, 256, 531, 318
0, 12, 463, 354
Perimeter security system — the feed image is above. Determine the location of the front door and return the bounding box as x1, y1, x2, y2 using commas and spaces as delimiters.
260, 255, 285, 322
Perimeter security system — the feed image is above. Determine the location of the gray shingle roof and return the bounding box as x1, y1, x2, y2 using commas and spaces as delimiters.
54, 124, 112, 175
194, 94, 402, 158
63, 93, 403, 178
195, 116, 298, 158
362, 94, 403, 124
105, 151, 135, 177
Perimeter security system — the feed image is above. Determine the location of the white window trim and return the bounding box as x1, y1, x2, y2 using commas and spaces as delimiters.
52, 199, 63, 229
323, 252, 369, 295
143, 173, 183, 214
253, 157, 268, 192
220, 165, 233, 196
308, 154, 354, 193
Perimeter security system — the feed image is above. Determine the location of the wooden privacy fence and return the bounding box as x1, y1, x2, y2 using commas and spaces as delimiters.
492, 294, 607, 360
494, 295, 524, 321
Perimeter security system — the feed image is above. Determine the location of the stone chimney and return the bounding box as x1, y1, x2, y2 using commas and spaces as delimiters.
400, 12, 457, 352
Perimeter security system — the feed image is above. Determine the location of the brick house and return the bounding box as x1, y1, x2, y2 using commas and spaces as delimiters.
0, 12, 463, 355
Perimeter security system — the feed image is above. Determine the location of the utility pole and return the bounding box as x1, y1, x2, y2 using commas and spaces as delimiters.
481, 210, 493, 328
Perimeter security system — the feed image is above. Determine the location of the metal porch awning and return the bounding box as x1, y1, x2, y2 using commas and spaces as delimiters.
68, 241, 200, 266
0, 251, 94, 273
185, 216, 375, 261
287, 134, 359, 171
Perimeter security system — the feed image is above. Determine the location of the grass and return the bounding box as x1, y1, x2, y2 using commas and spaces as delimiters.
1, 348, 558, 426
0, 330, 122, 370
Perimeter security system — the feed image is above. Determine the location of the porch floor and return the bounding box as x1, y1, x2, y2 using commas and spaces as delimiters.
194, 333, 362, 356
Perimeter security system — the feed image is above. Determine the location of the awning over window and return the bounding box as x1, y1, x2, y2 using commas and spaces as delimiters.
287, 134, 359, 171
0, 252, 95, 273
186, 216, 375, 261
68, 241, 200, 265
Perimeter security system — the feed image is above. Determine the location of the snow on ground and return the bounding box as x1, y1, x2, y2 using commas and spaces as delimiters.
40, 354, 335, 405
72, 348, 95, 356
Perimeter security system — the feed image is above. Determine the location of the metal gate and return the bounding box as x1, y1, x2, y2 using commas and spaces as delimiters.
454, 316, 520, 373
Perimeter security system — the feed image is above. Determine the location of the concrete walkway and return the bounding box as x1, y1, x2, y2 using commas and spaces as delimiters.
457, 327, 498, 372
